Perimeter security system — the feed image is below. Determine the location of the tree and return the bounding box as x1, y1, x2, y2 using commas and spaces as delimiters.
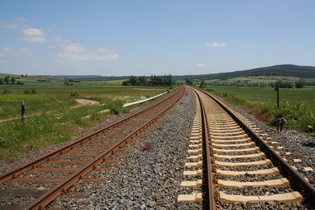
0, 78, 3, 85
295, 79, 305, 88
199, 79, 206, 88
128, 76, 139, 86
122, 81, 131, 86
185, 78, 193, 85
138, 76, 148, 86
4, 76, 10, 84
10, 76, 16, 84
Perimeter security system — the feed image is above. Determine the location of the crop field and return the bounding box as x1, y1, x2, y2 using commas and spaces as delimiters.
0, 80, 168, 160
206, 86, 315, 134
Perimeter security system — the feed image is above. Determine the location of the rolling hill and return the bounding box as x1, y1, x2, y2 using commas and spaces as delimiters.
173, 64, 315, 81
2, 64, 315, 82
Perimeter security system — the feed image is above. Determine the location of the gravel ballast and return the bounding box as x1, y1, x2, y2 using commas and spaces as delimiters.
47, 87, 200, 209
1, 87, 314, 209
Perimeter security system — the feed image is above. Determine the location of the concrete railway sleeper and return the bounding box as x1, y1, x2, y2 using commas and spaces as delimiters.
0, 87, 185, 210
178, 87, 315, 209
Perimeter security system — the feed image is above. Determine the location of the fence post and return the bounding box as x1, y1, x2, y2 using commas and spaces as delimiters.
275, 82, 280, 109
21, 101, 26, 128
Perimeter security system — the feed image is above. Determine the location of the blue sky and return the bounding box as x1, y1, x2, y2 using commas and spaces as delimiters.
1, 0, 314, 76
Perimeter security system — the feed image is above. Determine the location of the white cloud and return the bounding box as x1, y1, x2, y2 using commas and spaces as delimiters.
56, 36, 119, 61
2, 47, 33, 57
23, 28, 45, 36
54, 60, 64, 64
22, 36, 47, 43
0, 22, 18, 29
97, 47, 110, 52
21, 28, 46, 43
56, 36, 86, 52
1, 18, 27, 30
58, 52, 119, 61
64, 43, 86, 53
197, 64, 206, 67
206, 42, 227, 48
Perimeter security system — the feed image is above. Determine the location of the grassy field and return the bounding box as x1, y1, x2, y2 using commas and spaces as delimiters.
0, 79, 168, 160
205, 86, 315, 134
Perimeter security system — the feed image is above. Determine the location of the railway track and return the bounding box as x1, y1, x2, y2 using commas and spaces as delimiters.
0, 86, 185, 210
179, 88, 315, 209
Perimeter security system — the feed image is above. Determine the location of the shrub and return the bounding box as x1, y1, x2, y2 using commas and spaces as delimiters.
2, 89, 10, 94
24, 89, 37, 94
70, 91, 79, 96
107, 99, 126, 115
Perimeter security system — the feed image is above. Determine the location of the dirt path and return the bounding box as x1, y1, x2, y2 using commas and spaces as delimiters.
0, 99, 100, 123
71, 99, 100, 108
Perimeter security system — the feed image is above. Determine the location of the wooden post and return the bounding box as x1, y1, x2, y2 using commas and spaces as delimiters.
276, 88, 280, 109
275, 82, 280, 109
21, 101, 26, 128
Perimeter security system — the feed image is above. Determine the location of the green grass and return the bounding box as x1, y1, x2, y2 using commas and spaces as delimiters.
0, 95, 138, 160
0, 94, 78, 119
0, 104, 110, 160
0, 82, 167, 161
205, 86, 315, 133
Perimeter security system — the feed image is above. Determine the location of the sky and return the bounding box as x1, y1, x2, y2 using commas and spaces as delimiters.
0, 0, 314, 76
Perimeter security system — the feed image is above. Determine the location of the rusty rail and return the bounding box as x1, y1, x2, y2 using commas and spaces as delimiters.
0, 87, 182, 184
197, 88, 315, 205
194, 90, 216, 210
25, 86, 184, 209
0, 86, 185, 209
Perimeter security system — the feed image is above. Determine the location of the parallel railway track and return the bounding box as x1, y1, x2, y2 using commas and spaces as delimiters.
1, 85, 314, 209
0, 86, 185, 210
179, 87, 315, 209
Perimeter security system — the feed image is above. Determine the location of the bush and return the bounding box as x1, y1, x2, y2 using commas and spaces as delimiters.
2, 89, 10, 94
70, 91, 79, 96
24, 89, 37, 94
107, 99, 126, 115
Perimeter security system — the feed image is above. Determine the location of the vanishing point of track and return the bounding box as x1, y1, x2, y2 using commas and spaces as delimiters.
179, 87, 315, 209
0, 86, 185, 210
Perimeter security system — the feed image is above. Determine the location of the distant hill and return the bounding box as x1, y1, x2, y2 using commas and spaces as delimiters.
3, 64, 315, 82
31, 75, 131, 81
79, 76, 130, 81
33, 75, 103, 79
173, 64, 315, 81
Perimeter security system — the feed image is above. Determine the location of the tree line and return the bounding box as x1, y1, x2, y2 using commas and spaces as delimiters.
0, 75, 30, 85
122, 74, 174, 86
198, 79, 307, 88
0, 76, 25, 85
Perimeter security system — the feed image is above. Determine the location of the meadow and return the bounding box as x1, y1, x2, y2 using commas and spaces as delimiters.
205, 86, 315, 134
0, 79, 167, 160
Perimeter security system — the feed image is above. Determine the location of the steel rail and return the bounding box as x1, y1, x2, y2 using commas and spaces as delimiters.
0, 87, 182, 184
23, 86, 185, 209
197, 88, 315, 205
193, 89, 216, 210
